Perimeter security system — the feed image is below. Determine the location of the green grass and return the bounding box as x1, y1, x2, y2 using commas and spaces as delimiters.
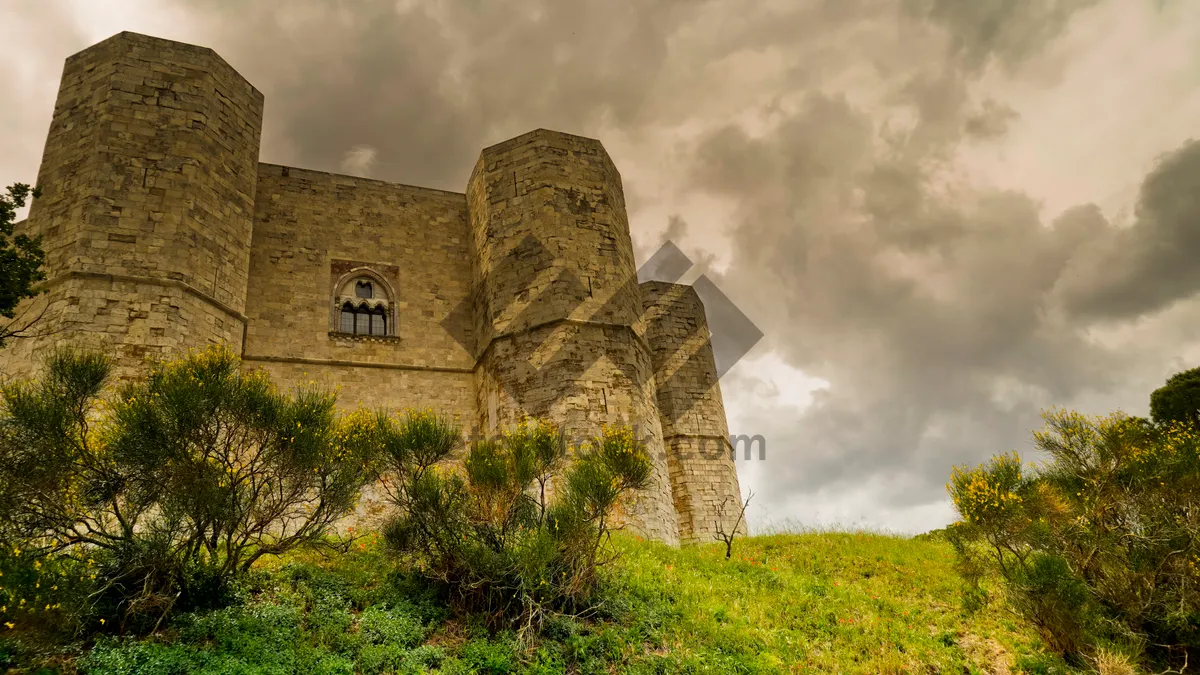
608, 530, 1077, 674
4, 529, 1085, 675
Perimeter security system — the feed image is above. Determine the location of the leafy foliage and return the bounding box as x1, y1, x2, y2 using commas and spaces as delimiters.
1150, 366, 1200, 430
80, 561, 437, 675
0, 346, 381, 635
0, 183, 46, 347
377, 416, 653, 632
947, 407, 1200, 668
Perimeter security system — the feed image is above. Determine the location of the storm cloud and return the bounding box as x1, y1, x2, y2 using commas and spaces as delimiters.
3, 0, 1199, 533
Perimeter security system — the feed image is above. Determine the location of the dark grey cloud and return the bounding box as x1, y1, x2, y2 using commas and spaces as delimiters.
902, 0, 1103, 74
187, 0, 1085, 191
678, 0, 1168, 521
186, 0, 483, 189
1055, 140, 1200, 320
184, 0, 706, 191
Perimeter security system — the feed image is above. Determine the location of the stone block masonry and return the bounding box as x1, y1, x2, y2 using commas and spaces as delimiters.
1, 32, 263, 382
467, 130, 679, 544
0, 32, 747, 546
641, 281, 746, 542
242, 163, 477, 419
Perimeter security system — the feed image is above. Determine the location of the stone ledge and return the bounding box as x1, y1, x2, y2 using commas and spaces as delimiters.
242, 352, 474, 374
328, 331, 403, 344
475, 317, 653, 362
44, 270, 248, 323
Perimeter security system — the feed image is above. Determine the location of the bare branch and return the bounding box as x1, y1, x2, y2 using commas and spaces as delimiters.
714, 489, 753, 560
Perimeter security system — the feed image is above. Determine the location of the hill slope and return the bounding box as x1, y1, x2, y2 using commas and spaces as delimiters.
12, 531, 1084, 674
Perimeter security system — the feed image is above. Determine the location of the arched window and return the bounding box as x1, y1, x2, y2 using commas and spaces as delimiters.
332, 270, 395, 337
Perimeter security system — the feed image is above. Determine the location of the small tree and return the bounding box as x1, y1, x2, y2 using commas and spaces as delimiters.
1150, 367, 1200, 430
947, 408, 1200, 669
0, 183, 46, 348
378, 417, 653, 633
714, 490, 753, 560
0, 346, 382, 634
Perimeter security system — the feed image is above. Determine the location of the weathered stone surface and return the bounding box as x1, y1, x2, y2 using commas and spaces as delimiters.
467, 130, 679, 545
1, 31, 263, 382
0, 33, 745, 546
641, 281, 746, 542
243, 163, 476, 418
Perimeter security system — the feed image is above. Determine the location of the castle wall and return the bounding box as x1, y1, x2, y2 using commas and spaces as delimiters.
467, 130, 680, 545
3, 30, 747, 546
242, 164, 477, 427
0, 32, 263, 381
641, 281, 745, 542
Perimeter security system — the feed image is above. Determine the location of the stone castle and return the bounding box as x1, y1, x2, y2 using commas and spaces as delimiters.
0, 32, 744, 546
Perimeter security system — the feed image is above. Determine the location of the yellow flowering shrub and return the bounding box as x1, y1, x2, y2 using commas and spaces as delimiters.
945, 407, 1200, 666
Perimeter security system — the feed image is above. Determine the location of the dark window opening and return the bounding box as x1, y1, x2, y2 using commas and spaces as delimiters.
355, 305, 370, 334
339, 301, 389, 336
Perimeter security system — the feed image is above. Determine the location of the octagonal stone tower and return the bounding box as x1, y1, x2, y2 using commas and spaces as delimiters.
466, 130, 680, 544
1, 32, 263, 380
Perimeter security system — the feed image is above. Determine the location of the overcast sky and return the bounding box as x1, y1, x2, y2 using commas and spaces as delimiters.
4, 0, 1200, 535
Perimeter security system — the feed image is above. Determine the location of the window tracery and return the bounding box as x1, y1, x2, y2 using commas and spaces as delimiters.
330, 269, 395, 338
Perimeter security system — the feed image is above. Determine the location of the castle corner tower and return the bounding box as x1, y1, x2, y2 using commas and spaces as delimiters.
1, 32, 264, 380
466, 130, 681, 544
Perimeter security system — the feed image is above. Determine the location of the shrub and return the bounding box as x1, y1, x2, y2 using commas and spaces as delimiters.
378, 414, 654, 631
0, 346, 383, 635
458, 633, 519, 674
356, 605, 424, 648
357, 642, 405, 674
947, 407, 1200, 668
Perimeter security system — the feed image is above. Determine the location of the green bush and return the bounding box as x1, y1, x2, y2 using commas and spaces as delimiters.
377, 415, 654, 631
357, 642, 405, 674
947, 407, 1200, 668
0, 346, 384, 636
458, 633, 519, 674
1150, 367, 1200, 429
357, 605, 424, 648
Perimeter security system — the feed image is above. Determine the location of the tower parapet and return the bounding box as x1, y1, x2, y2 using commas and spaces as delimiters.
466, 130, 680, 544
1, 32, 263, 380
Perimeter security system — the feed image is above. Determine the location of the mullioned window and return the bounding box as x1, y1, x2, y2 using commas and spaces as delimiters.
330, 271, 395, 338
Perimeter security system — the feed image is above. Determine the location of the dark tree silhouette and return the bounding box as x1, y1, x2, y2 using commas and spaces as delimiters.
1150, 367, 1200, 430
0, 183, 46, 348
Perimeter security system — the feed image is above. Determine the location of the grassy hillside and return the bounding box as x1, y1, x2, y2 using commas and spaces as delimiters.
7, 530, 1088, 675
